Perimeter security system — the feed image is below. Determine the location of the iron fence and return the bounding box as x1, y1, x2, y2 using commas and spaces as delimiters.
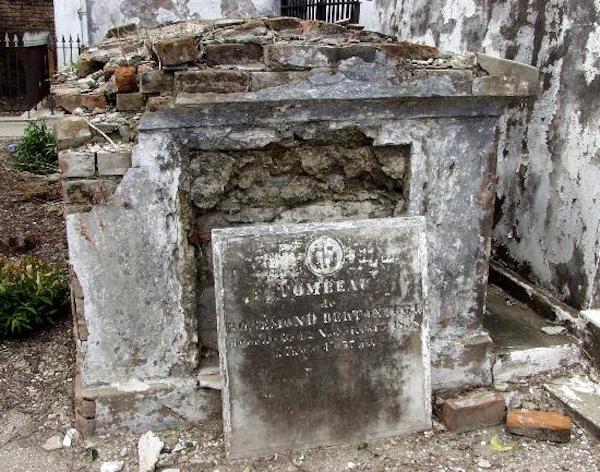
281, 0, 361, 24
0, 32, 85, 113
0, 32, 51, 113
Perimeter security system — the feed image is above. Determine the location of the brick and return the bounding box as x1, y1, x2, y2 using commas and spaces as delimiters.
74, 414, 96, 438
75, 396, 96, 419
54, 117, 92, 150
63, 179, 118, 206
154, 35, 199, 66
146, 96, 173, 111
70, 273, 84, 299
139, 69, 174, 94
506, 410, 571, 443
77, 58, 106, 78
116, 92, 144, 111
114, 66, 138, 93
174, 70, 249, 94
378, 42, 442, 61
80, 92, 107, 111
301, 20, 347, 35
53, 87, 82, 113
59, 151, 95, 178
265, 44, 335, 70
250, 71, 310, 91
264, 17, 303, 32
202, 43, 263, 66
440, 391, 505, 432
97, 152, 132, 176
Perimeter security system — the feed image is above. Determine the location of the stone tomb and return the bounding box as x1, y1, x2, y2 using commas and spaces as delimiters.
213, 217, 431, 458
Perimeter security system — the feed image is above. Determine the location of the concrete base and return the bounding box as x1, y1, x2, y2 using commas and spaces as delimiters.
485, 285, 583, 383
82, 378, 221, 435
545, 375, 600, 438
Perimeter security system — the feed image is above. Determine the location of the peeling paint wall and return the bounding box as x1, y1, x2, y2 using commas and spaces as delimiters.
84, 0, 279, 43
363, 0, 600, 310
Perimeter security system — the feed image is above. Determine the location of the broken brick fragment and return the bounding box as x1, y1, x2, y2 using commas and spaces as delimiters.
114, 66, 138, 93
506, 409, 571, 443
440, 391, 506, 432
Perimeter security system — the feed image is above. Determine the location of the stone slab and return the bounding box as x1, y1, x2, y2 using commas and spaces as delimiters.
213, 217, 431, 459
545, 375, 600, 438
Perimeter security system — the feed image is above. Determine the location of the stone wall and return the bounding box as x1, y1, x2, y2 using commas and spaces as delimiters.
0, 0, 55, 34
85, 0, 279, 44
361, 0, 600, 311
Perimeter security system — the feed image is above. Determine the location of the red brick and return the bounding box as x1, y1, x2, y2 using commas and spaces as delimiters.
440, 391, 506, 432
114, 66, 138, 93
378, 42, 442, 61
301, 20, 347, 35
75, 397, 96, 419
154, 35, 199, 66
506, 410, 571, 443
74, 413, 96, 438
81, 93, 107, 110
264, 17, 303, 32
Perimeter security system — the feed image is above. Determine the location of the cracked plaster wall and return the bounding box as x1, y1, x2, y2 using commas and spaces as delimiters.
85, 0, 279, 43
362, 0, 600, 310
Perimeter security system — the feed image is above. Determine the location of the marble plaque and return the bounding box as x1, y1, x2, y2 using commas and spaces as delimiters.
212, 217, 431, 459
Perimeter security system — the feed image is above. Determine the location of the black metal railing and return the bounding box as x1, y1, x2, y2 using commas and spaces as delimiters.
0, 32, 85, 113
56, 34, 85, 71
281, 0, 361, 24
0, 32, 51, 113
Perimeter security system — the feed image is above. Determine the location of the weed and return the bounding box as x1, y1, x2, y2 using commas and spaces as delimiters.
11, 120, 59, 174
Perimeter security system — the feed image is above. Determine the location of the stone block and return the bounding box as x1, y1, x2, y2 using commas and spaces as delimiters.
250, 71, 310, 91
97, 152, 132, 176
81, 92, 108, 110
378, 42, 441, 61
54, 117, 92, 150
154, 35, 199, 66
265, 44, 335, 70
476, 54, 540, 84
63, 179, 118, 206
473, 76, 539, 97
202, 43, 264, 66
440, 391, 506, 432
301, 19, 346, 35
174, 70, 249, 94
264, 17, 303, 32
70, 273, 84, 299
59, 151, 95, 178
139, 70, 174, 94
114, 66, 138, 93
213, 217, 431, 459
53, 87, 82, 113
146, 96, 173, 111
116, 92, 144, 111
506, 410, 571, 443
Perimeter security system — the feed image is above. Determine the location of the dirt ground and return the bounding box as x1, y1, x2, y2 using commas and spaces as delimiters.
0, 139, 67, 263
0, 139, 599, 471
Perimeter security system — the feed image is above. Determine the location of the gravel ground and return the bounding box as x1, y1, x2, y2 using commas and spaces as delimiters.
0, 139, 67, 263
0, 318, 598, 472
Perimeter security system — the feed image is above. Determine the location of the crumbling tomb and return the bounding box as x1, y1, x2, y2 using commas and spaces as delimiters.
51, 18, 550, 453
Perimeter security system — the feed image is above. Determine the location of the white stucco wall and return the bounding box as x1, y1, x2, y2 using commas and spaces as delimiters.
362, 0, 600, 310
53, 0, 88, 69
83, 0, 279, 44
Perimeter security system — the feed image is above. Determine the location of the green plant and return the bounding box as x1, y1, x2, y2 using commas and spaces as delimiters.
0, 257, 69, 338
11, 120, 59, 174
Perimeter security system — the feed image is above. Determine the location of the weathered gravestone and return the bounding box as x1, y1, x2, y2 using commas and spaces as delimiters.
213, 216, 432, 458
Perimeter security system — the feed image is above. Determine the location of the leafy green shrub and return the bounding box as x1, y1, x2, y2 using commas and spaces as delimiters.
11, 120, 59, 174
0, 257, 69, 338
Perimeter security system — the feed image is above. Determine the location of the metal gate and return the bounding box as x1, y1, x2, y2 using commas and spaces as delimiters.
0, 33, 51, 113
281, 0, 361, 24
